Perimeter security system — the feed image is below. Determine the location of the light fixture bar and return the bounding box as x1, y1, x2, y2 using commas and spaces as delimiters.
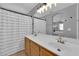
37, 3, 56, 14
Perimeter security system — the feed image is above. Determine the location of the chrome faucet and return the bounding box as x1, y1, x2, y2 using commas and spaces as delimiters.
33, 32, 37, 36
57, 36, 64, 44
57, 32, 64, 44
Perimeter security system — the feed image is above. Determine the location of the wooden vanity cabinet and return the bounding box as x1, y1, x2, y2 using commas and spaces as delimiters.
25, 37, 30, 55
25, 37, 57, 56
40, 47, 57, 56
30, 41, 40, 56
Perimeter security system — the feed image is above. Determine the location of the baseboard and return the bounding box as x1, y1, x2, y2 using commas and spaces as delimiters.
9, 49, 25, 56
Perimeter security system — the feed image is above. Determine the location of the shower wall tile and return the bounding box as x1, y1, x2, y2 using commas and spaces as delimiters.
0, 9, 32, 56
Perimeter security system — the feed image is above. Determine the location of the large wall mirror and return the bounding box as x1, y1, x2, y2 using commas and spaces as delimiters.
53, 13, 77, 39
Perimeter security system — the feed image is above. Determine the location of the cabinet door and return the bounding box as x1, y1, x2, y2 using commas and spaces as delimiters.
30, 41, 39, 56
40, 47, 56, 56
25, 37, 30, 55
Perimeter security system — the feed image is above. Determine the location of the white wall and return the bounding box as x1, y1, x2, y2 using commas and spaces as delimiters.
34, 18, 46, 34
62, 4, 77, 39
46, 16, 53, 35
78, 3, 79, 39
0, 9, 32, 56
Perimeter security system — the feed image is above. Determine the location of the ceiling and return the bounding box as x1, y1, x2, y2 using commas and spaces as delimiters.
0, 3, 75, 20
0, 3, 38, 14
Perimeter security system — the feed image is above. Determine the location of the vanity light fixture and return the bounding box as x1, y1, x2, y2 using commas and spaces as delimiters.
37, 3, 56, 14
54, 3, 57, 7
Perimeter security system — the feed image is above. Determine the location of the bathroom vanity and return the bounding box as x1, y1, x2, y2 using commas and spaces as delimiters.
25, 37, 57, 56
25, 34, 79, 56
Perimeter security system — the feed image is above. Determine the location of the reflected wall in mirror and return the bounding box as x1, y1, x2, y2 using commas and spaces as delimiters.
59, 23, 64, 31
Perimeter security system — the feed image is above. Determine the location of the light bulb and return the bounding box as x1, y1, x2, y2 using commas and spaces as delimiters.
44, 5, 48, 11
37, 8, 42, 14
54, 3, 56, 7
37, 10, 40, 14
39, 10, 41, 14
47, 3, 52, 8
41, 5, 45, 13
37, 9, 39, 13
39, 8, 42, 14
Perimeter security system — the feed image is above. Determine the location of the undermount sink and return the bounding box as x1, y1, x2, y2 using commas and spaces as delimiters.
49, 41, 79, 55
48, 39, 79, 53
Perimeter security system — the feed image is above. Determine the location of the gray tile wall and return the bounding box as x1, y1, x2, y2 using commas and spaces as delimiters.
0, 9, 32, 56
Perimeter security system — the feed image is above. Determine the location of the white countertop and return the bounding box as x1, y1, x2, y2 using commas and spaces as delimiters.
25, 33, 79, 56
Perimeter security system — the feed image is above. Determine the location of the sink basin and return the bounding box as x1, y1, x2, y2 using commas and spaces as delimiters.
48, 42, 64, 52
48, 40, 79, 55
